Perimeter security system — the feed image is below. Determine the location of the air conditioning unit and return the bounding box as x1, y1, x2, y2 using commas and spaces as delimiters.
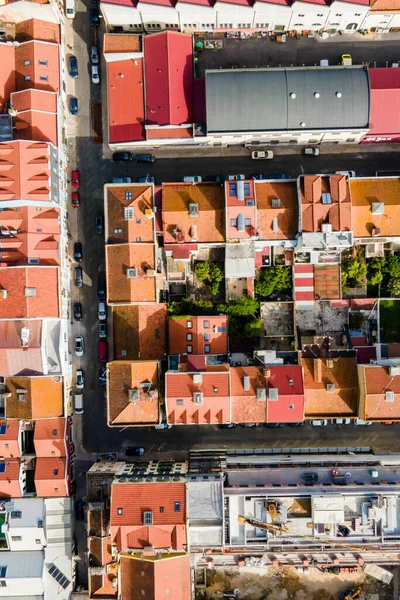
256, 388, 266, 401
126, 268, 137, 278
326, 383, 335, 392
188, 203, 199, 217
271, 198, 281, 208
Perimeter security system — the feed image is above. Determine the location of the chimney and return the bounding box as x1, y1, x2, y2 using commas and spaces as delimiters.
243, 375, 250, 391
313, 359, 322, 383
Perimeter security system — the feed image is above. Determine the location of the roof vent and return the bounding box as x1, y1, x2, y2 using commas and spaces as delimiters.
256, 388, 266, 401
237, 180, 245, 201
243, 375, 250, 391
289, 379, 294, 385
336, 92, 342, 98
193, 374, 202, 384
290, 92, 296, 99
268, 388, 278, 401
326, 383, 336, 392
193, 392, 203, 404
0, 290, 7, 299
271, 198, 281, 208
16, 388, 27, 394
126, 268, 137, 278
321, 193, 332, 205
288, 404, 294, 410
314, 92, 320, 98
272, 217, 278, 233
188, 203, 199, 217
386, 391, 395, 403
128, 388, 140, 403
372, 202, 384, 215
300, 122, 306, 128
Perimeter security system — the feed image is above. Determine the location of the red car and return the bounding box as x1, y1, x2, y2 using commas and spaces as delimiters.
98, 340, 107, 363
71, 191, 80, 208
71, 170, 80, 189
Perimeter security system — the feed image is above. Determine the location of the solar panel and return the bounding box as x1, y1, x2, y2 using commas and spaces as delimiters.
47, 563, 70, 590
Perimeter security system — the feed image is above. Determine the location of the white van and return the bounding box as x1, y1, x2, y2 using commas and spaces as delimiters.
65, 0, 75, 18
74, 392, 83, 414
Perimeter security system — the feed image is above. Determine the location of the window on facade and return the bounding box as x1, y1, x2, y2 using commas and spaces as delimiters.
0, 567, 7, 578
40, 75, 48, 81
186, 320, 192, 329
0, 582, 6, 587
230, 218, 237, 227
204, 344, 210, 353
186, 333, 192, 341
24, 76, 31, 81
39, 59, 48, 65
346, 138, 356, 142
244, 183, 250, 196
24, 60, 31, 66
187, 345, 193, 353
124, 207, 134, 220
125, 192, 132, 201
204, 333, 210, 341
11, 512, 21, 519
203, 320, 210, 328
11, 536, 22, 541
229, 183, 237, 196
317, 13, 324, 16
245, 218, 252, 226
174, 501, 181, 512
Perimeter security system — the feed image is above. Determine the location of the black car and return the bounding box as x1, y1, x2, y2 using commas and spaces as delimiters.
263, 423, 284, 428
95, 214, 104, 235
98, 278, 106, 300
125, 446, 144, 456
112, 151, 133, 161
74, 302, 82, 321
69, 55, 78, 78
91, 7, 100, 26
75, 499, 85, 521
99, 367, 107, 387
74, 267, 83, 288
74, 242, 83, 262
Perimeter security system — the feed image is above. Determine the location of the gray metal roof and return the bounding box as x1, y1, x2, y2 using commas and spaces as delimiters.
205, 67, 370, 133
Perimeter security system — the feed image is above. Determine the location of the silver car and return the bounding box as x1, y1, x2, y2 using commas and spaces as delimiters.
75, 335, 84, 357
91, 65, 100, 85
91, 45, 99, 65
76, 369, 84, 389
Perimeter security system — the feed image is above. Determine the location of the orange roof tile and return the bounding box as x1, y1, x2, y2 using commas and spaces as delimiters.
162, 183, 225, 244
4, 376, 63, 419
15, 19, 60, 44
34, 456, 68, 497
350, 178, 400, 238
107, 361, 159, 426
370, 0, 400, 10
0, 421, 20, 459
34, 417, 66, 457
108, 58, 145, 143
0, 459, 21, 498
0, 320, 44, 376
256, 181, 298, 240
106, 243, 157, 303
302, 357, 359, 417
106, 184, 154, 244
104, 33, 141, 53
225, 180, 256, 239
231, 366, 268, 424
0, 266, 59, 319
0, 141, 53, 203
314, 265, 341, 300
146, 126, 193, 140
362, 365, 400, 420
12, 89, 58, 146
301, 175, 351, 233
14, 41, 59, 94
168, 316, 228, 355
0, 44, 15, 111
165, 371, 230, 425
120, 554, 191, 600
112, 304, 167, 361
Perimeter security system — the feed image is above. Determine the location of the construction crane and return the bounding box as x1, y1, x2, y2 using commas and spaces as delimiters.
238, 515, 289, 534
343, 588, 361, 600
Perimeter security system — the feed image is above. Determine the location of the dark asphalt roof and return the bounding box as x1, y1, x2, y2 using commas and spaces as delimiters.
205, 66, 370, 133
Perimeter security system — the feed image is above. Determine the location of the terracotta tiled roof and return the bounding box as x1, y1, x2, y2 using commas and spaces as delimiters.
15, 19, 60, 44
12, 89, 58, 146
0, 320, 44, 376
314, 265, 341, 300
108, 58, 145, 143
370, 0, 400, 10
104, 33, 141, 53
162, 183, 225, 244
0, 421, 20, 459
0, 266, 59, 319
14, 41, 59, 94
350, 178, 400, 238
113, 304, 167, 361
301, 175, 351, 233
302, 357, 359, 417
266, 366, 304, 423
362, 365, 400, 420
120, 554, 191, 600
126, 526, 175, 549
106, 243, 157, 303
34, 417, 66, 457
106, 184, 154, 244
165, 371, 230, 424
144, 32, 194, 126
4, 376, 63, 419
0, 459, 21, 498
146, 126, 193, 140
168, 316, 228, 355
256, 181, 298, 240
0, 141, 53, 203
107, 361, 159, 426
34, 457, 68, 497
231, 366, 267, 424
90, 573, 118, 599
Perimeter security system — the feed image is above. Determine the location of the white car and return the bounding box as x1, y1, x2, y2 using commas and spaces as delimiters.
251, 150, 274, 160
354, 418, 372, 426
228, 174, 245, 181
336, 170, 356, 178
98, 301, 106, 321
311, 419, 328, 426
75, 335, 84, 357
183, 176, 202, 183
76, 369, 84, 389
331, 418, 351, 425
91, 65, 100, 85
91, 46, 99, 65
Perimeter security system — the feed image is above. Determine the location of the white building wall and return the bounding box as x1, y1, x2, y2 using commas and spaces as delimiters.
101, 2, 142, 28
214, 2, 255, 28
327, 0, 369, 31
288, 1, 330, 30
177, 3, 216, 30
138, 2, 180, 29
252, 2, 292, 30
360, 10, 397, 30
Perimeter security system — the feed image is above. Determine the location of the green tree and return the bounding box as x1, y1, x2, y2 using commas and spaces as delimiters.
342, 250, 367, 292
244, 319, 264, 338
384, 255, 400, 279
367, 256, 384, 286
387, 277, 400, 297
194, 262, 210, 282
255, 267, 291, 299
217, 296, 259, 317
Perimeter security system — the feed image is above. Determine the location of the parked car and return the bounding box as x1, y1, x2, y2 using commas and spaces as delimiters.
311, 419, 328, 426
97, 278, 106, 300
99, 367, 107, 387
135, 154, 155, 163
95, 214, 104, 235
112, 177, 131, 183
228, 174, 245, 180
91, 65, 100, 85
240, 423, 258, 428
219, 423, 238, 429
154, 422, 172, 430
98, 340, 107, 362
69, 55, 78, 78
73, 302, 82, 321
354, 418, 372, 426
125, 446, 144, 456
112, 152, 133, 161
287, 422, 305, 427
303, 147, 320, 156
91, 45, 99, 64
336, 170, 356, 178
74, 267, 83, 288
91, 7, 100, 26
71, 170, 80, 188
98, 301, 106, 321
69, 97, 78, 115
183, 176, 202, 182
71, 191, 80, 208
341, 53, 352, 66
74, 392, 83, 414
205, 175, 225, 182
138, 176, 155, 183
303, 472, 319, 483
251, 150, 274, 160
75, 499, 85, 521
74, 242, 83, 262
264, 423, 284, 428
99, 322, 107, 338
76, 369, 84, 389
331, 418, 351, 425
252, 173, 267, 180
75, 335, 84, 357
